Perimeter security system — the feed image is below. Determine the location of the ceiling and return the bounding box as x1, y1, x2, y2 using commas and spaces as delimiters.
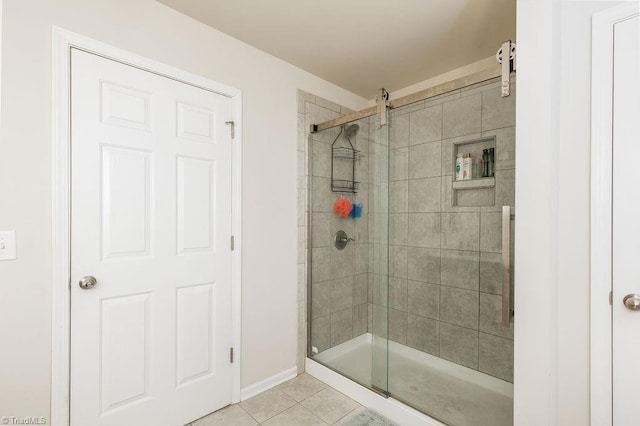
156, 0, 516, 99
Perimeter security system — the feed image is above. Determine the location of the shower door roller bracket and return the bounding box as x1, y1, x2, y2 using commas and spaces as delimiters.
376, 88, 390, 126
496, 41, 516, 97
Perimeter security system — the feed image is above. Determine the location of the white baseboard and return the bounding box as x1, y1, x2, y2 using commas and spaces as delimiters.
240, 366, 298, 401
306, 358, 444, 426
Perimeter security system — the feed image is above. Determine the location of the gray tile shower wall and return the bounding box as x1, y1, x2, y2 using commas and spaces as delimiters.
298, 90, 370, 368
381, 77, 515, 382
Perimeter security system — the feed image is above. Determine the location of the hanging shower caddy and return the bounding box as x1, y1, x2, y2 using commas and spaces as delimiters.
331, 124, 360, 193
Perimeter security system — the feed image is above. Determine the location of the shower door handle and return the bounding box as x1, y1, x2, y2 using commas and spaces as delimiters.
502, 206, 513, 327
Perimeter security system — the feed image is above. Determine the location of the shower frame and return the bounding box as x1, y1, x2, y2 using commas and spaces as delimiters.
305, 64, 517, 420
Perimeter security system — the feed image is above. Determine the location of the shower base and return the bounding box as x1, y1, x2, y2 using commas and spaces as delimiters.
312, 333, 513, 426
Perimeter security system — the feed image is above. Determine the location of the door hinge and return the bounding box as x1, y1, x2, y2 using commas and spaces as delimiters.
609, 291, 613, 305
225, 121, 235, 139
230, 347, 234, 363
231, 235, 235, 251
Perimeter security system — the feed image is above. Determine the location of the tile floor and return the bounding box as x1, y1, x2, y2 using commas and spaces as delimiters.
186, 373, 375, 426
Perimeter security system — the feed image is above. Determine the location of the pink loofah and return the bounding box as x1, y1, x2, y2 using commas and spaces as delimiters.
333, 196, 353, 218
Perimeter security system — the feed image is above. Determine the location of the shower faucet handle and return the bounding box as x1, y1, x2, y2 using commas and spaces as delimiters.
333, 230, 355, 250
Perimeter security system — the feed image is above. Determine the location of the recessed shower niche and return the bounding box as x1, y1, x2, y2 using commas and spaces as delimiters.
451, 136, 497, 207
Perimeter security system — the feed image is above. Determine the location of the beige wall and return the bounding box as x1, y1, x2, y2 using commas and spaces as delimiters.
0, 0, 367, 421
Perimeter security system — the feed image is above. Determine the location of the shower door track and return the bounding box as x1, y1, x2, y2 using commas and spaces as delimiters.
311, 66, 515, 132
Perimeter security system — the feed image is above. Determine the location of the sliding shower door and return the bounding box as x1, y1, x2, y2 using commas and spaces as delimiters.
385, 78, 515, 426
307, 76, 514, 426
308, 114, 390, 396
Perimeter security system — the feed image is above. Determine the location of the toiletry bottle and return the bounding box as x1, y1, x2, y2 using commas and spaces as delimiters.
462, 153, 472, 180
482, 149, 489, 177
473, 158, 483, 179
488, 148, 495, 177
455, 153, 464, 181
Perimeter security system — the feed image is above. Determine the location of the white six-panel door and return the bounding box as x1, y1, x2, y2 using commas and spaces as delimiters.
70, 49, 233, 426
612, 14, 640, 426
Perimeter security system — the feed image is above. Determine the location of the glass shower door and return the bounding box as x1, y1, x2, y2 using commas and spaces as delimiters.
308, 114, 390, 397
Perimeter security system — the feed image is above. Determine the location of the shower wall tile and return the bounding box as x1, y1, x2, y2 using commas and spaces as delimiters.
480, 252, 502, 295
314, 96, 342, 114
407, 314, 439, 356
390, 148, 409, 181
408, 141, 442, 179
407, 213, 441, 248
441, 212, 480, 251
484, 126, 516, 171
495, 169, 516, 208
331, 276, 354, 314
311, 142, 331, 178
297, 90, 316, 113
482, 86, 516, 131
440, 286, 479, 330
331, 245, 354, 279
297, 188, 306, 227
311, 247, 332, 283
441, 249, 480, 291
460, 78, 502, 97
311, 176, 332, 212
297, 264, 305, 302
311, 213, 330, 248
330, 308, 353, 347
442, 93, 481, 139
311, 281, 331, 319
423, 91, 461, 108
440, 175, 482, 213
353, 273, 368, 305
407, 280, 439, 319
389, 180, 408, 213
439, 322, 479, 369
479, 212, 502, 253
389, 214, 408, 246
389, 277, 408, 312
372, 273, 388, 307
311, 316, 330, 352
389, 245, 408, 279
355, 213, 369, 243
409, 105, 443, 145
353, 304, 368, 337
455, 187, 495, 208
479, 293, 513, 340
297, 150, 306, 188
407, 247, 441, 284
354, 243, 369, 275
391, 113, 409, 148
391, 101, 425, 117
389, 308, 408, 344
479, 332, 514, 382
408, 177, 442, 213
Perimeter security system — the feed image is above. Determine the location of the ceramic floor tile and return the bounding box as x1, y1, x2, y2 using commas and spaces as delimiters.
300, 388, 361, 424
191, 404, 257, 426
276, 373, 327, 402
239, 388, 296, 423
262, 404, 328, 426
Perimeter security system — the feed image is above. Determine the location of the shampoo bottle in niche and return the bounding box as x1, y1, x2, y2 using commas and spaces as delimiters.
455, 153, 464, 180
462, 153, 472, 180
488, 148, 495, 177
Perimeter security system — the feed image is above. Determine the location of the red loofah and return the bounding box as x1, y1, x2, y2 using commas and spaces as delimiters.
333, 196, 353, 218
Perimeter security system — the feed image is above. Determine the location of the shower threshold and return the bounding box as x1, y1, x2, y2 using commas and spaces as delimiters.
311, 333, 513, 426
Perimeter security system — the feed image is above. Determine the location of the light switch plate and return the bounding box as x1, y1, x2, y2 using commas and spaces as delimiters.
0, 231, 17, 261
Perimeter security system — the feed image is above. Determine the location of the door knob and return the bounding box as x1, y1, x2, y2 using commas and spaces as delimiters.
623, 294, 640, 311
79, 276, 97, 290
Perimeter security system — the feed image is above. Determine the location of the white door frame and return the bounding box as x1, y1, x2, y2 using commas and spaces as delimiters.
590, 3, 639, 425
51, 27, 243, 426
